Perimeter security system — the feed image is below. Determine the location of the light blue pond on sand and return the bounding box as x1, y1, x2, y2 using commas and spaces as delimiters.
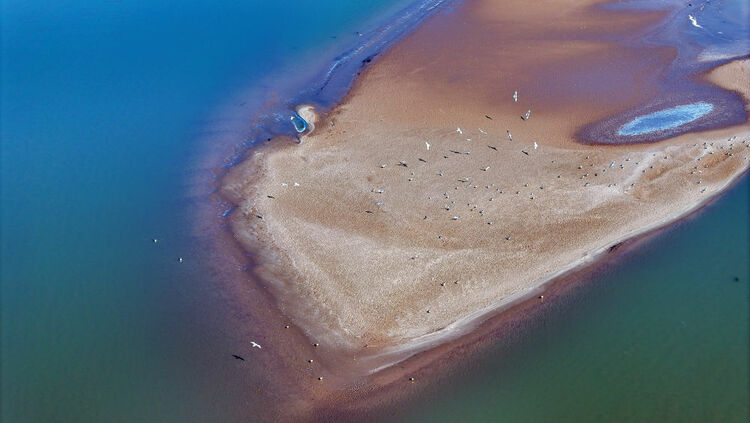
290, 113, 308, 133
617, 102, 714, 136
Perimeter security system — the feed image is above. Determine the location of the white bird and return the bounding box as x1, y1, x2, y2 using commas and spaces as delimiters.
533, 142, 538, 150
688, 14, 702, 28
525, 110, 531, 120
425, 141, 430, 150
507, 130, 513, 141
513, 90, 518, 102
251, 341, 262, 349
478, 128, 487, 134
456, 127, 463, 134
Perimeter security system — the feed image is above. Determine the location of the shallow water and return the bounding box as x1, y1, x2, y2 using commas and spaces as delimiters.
617, 102, 714, 136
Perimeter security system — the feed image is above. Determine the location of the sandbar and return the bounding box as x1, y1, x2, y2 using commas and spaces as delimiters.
219, 0, 749, 417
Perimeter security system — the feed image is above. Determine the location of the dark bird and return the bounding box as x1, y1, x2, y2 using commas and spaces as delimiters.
485, 114, 493, 120
521, 150, 529, 155
488, 145, 498, 151
232, 354, 245, 361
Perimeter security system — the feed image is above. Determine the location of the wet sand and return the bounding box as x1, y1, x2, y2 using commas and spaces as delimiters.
219, 0, 749, 419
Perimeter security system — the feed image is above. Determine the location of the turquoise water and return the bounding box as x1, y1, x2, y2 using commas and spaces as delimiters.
1, 0, 414, 421
618, 102, 714, 136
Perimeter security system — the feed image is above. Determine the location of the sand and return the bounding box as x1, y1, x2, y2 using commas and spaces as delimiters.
219, 0, 750, 404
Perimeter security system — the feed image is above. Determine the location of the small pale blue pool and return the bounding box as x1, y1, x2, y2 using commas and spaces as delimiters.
290, 113, 308, 133
617, 102, 714, 136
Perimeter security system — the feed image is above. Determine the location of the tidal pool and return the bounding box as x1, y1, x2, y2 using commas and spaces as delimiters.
290, 113, 308, 133
617, 102, 714, 136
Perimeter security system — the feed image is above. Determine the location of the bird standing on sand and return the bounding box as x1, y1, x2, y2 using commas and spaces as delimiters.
507, 130, 512, 141
513, 90, 518, 102
425, 141, 430, 150
456, 127, 463, 134
533, 142, 538, 150
251, 341, 262, 349
525, 109, 531, 120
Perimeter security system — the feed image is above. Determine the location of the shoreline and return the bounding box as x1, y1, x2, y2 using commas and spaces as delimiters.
209, 0, 749, 419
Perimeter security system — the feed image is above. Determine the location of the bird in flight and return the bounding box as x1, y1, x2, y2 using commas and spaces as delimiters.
688, 14, 702, 28
251, 341, 262, 349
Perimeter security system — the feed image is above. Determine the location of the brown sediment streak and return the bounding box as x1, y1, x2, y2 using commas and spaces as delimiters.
218, 0, 750, 419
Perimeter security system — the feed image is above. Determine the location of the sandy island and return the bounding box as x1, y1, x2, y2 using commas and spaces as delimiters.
219, 0, 749, 417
